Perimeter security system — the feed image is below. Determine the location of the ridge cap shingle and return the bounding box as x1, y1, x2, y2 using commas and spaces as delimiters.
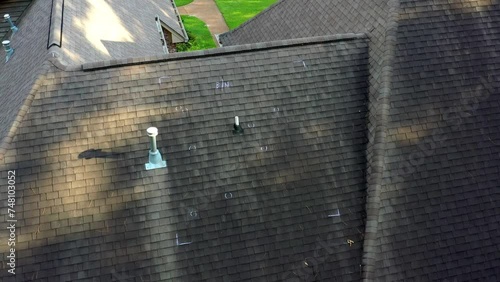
81, 33, 367, 71
47, 0, 63, 49
361, 0, 401, 280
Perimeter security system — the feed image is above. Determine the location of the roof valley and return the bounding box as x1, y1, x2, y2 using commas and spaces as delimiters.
361, 0, 401, 279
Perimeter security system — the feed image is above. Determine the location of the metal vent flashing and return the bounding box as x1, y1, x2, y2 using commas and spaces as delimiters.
145, 127, 167, 170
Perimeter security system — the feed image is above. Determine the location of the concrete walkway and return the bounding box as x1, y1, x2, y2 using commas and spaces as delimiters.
177, 0, 229, 46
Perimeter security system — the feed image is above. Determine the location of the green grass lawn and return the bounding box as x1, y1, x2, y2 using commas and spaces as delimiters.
177, 15, 216, 52
174, 0, 194, 7
214, 0, 278, 30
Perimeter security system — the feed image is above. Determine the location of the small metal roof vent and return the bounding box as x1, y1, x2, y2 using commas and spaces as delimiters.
233, 116, 244, 135
145, 127, 167, 170
4, 14, 18, 33
2, 40, 14, 62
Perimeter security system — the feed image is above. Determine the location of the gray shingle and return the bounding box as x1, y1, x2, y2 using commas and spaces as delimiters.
2, 1, 499, 281
221, 1, 500, 281
0, 35, 370, 281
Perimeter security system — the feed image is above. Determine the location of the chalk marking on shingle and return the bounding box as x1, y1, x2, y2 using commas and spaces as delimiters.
34, 225, 40, 239
328, 209, 340, 217
216, 77, 231, 91
293, 60, 307, 69
158, 76, 170, 85
175, 105, 188, 112
176, 233, 192, 246
306, 206, 313, 214
488, 136, 500, 146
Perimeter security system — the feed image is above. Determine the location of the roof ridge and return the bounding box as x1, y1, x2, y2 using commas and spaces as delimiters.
361, 0, 401, 280
0, 59, 52, 161
47, 0, 64, 49
80, 33, 367, 71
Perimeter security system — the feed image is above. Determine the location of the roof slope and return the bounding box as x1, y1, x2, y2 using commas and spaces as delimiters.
0, 0, 53, 160
55, 0, 186, 65
220, 0, 389, 46
220, 0, 500, 280
219, 1, 401, 277
0, 0, 188, 160
0, 0, 33, 40
373, 1, 500, 280
0, 35, 371, 281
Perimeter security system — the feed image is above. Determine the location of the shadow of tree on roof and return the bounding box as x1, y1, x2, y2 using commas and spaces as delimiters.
0, 37, 373, 281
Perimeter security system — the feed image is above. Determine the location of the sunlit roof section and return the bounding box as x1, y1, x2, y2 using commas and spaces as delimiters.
53, 0, 186, 64
72, 0, 133, 56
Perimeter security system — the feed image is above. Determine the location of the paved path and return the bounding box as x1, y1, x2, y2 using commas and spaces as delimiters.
177, 0, 229, 46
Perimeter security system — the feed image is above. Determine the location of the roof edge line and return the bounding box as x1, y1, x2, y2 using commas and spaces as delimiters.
0, 60, 52, 161
170, 0, 189, 41
81, 33, 367, 71
361, 0, 401, 280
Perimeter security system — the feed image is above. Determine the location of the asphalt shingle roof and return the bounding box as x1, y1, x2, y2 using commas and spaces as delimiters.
0, 0, 188, 172
373, 1, 500, 280
0, 35, 371, 281
220, 2, 400, 277
56, 0, 187, 65
0, 0, 33, 41
1, 0, 500, 281
222, 0, 500, 280
219, 0, 390, 47
0, 0, 53, 161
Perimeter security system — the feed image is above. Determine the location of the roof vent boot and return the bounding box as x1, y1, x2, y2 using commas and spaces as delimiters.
233, 116, 244, 135
4, 14, 18, 33
2, 40, 14, 62
145, 127, 167, 170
